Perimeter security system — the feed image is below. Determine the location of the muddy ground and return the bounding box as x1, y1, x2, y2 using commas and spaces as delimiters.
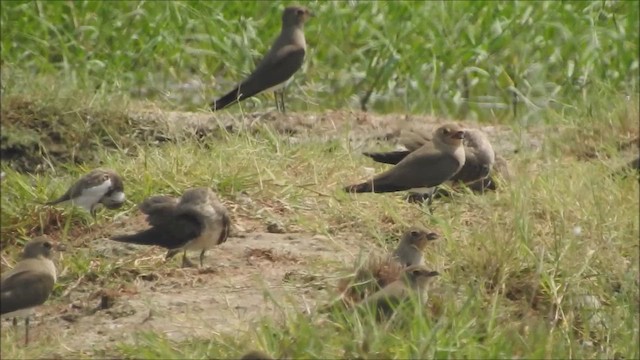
2, 108, 555, 356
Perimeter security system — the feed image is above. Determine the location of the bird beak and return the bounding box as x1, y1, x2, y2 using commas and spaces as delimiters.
54, 242, 67, 252
426, 232, 439, 241
452, 131, 465, 140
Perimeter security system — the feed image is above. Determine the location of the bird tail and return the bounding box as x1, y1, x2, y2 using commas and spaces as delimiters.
211, 87, 244, 111
362, 150, 411, 165
344, 181, 409, 193
110, 227, 166, 246
343, 182, 372, 193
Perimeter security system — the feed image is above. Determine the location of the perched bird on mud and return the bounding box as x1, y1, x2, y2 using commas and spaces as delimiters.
392, 227, 439, 267
241, 350, 275, 360
357, 265, 439, 316
210, 6, 313, 113
110, 187, 231, 268
1, 237, 58, 345
344, 123, 466, 194
45, 168, 126, 218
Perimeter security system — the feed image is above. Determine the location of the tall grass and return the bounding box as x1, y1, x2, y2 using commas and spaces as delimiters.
2, 1, 638, 121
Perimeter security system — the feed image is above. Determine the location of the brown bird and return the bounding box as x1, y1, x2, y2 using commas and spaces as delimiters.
241, 350, 275, 360
344, 123, 466, 194
363, 127, 501, 201
45, 168, 126, 218
110, 187, 230, 268
211, 6, 313, 113
1, 237, 58, 345
392, 227, 439, 267
357, 265, 439, 316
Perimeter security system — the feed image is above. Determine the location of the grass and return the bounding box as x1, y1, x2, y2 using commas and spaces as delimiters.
2, 1, 638, 120
1, 0, 639, 359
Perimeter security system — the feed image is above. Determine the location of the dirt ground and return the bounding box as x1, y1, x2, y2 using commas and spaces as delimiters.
2, 108, 549, 356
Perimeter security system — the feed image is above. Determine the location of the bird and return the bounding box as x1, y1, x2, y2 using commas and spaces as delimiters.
110, 187, 231, 268
45, 168, 126, 218
241, 350, 275, 360
210, 6, 313, 113
344, 123, 466, 194
392, 227, 439, 267
1, 237, 58, 345
364, 128, 495, 185
363, 127, 500, 201
357, 265, 439, 317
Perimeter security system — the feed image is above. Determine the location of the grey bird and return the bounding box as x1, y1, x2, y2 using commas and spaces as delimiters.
110, 187, 231, 268
211, 6, 313, 113
1, 237, 58, 345
357, 265, 439, 316
392, 228, 439, 267
45, 168, 126, 218
363, 127, 498, 201
344, 123, 466, 194
364, 128, 495, 186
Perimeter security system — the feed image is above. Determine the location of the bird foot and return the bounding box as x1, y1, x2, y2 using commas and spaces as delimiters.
181, 257, 197, 268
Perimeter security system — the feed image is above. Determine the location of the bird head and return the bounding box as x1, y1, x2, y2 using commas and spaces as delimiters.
434, 123, 465, 147
283, 6, 313, 27
402, 227, 439, 251
21, 237, 57, 260
404, 265, 440, 288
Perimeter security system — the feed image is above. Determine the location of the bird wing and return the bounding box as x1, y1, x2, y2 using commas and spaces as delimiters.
450, 151, 491, 184
213, 44, 305, 110
400, 130, 432, 152
138, 195, 179, 226
349, 148, 462, 193
110, 210, 202, 250
1, 270, 54, 315
362, 150, 412, 165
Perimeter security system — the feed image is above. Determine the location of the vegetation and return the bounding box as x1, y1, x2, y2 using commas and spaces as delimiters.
1, 1, 638, 359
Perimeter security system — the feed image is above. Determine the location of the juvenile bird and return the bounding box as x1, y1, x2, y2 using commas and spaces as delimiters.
45, 168, 126, 218
357, 265, 439, 316
211, 6, 313, 113
392, 227, 439, 267
110, 187, 230, 268
344, 123, 466, 194
1, 237, 58, 345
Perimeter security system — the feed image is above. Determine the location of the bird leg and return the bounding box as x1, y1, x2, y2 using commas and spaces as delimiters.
199, 250, 206, 267
273, 92, 280, 112
280, 88, 287, 113
181, 250, 196, 268
24, 316, 29, 346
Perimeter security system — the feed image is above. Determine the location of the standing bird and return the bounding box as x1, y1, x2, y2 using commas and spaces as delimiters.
344, 123, 466, 194
1, 237, 58, 345
45, 168, 126, 218
110, 187, 231, 268
392, 227, 439, 267
357, 265, 439, 316
210, 6, 313, 113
